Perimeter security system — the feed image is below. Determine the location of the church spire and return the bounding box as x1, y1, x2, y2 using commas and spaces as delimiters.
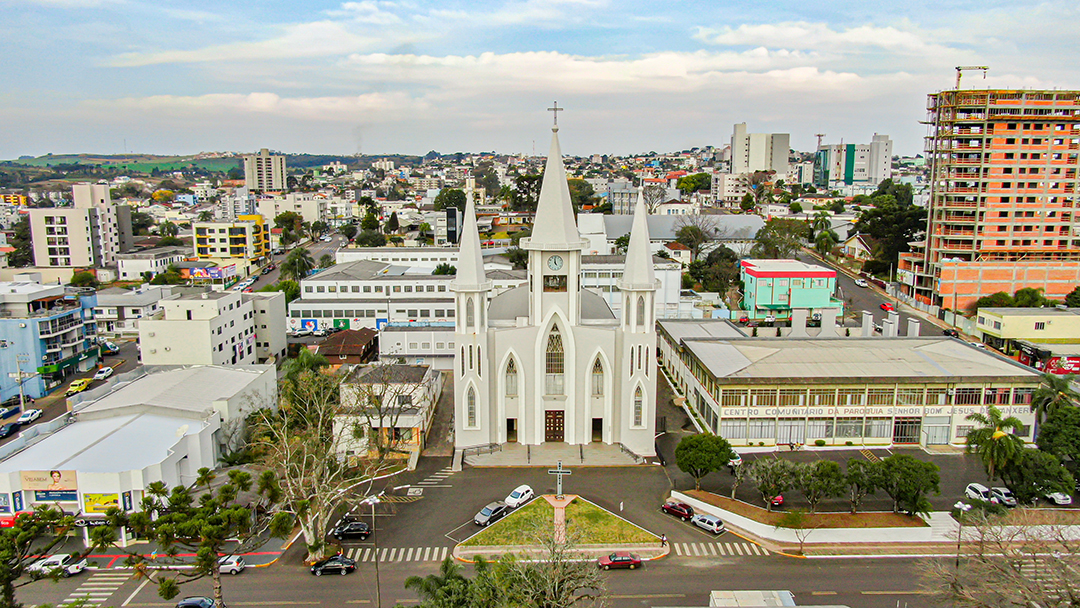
523, 119, 584, 251
452, 194, 490, 291
618, 190, 656, 290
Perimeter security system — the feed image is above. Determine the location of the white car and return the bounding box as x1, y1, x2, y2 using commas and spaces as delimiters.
93, 367, 114, 380
728, 452, 743, 468
991, 487, 1018, 507
1043, 491, 1073, 506
17, 409, 42, 424
218, 555, 246, 575
27, 554, 87, 579
854, 279, 869, 288
504, 484, 534, 509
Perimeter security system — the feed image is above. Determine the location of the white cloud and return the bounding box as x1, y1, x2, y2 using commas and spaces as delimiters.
694, 21, 951, 55
89, 91, 430, 121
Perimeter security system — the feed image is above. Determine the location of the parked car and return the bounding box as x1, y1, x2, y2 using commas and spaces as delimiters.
332, 520, 371, 541
0, 395, 27, 409
504, 485, 534, 508
175, 597, 215, 608
101, 342, 120, 356
880, 302, 895, 312
218, 555, 245, 575
310, 555, 357, 576
965, 483, 995, 503
854, 279, 868, 288
474, 501, 508, 526
660, 502, 694, 521
597, 551, 641, 570
1043, 490, 1073, 506
691, 513, 725, 535
290, 329, 313, 338
27, 554, 87, 579
17, 409, 42, 424
771, 495, 784, 508
261, 267, 272, 275
991, 487, 1018, 507
728, 452, 743, 469
0, 422, 21, 438
65, 378, 93, 396
942, 329, 960, 338
93, 367, 114, 381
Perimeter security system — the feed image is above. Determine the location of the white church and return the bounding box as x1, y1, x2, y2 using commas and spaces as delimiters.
452, 123, 657, 457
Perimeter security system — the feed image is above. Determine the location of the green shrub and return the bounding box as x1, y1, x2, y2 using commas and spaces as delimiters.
815, 439, 826, 447
845, 441, 854, 446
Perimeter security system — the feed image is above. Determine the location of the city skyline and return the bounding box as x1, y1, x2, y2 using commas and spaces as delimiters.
2, 0, 1077, 159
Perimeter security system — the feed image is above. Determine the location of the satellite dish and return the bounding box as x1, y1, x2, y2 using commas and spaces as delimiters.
176, 424, 189, 437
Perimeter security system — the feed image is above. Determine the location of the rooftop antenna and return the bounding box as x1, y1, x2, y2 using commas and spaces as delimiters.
814, 133, 826, 148
955, 66, 989, 89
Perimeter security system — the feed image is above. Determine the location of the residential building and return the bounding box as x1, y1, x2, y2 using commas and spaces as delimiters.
214, 187, 256, 220
581, 254, 682, 319
336, 364, 442, 459
139, 289, 285, 366
93, 285, 173, 337
975, 307, 1080, 368
898, 88, 1080, 310
453, 126, 656, 457
193, 215, 268, 275
312, 328, 378, 368
116, 246, 187, 281
838, 234, 874, 262
658, 319, 1040, 448
0, 279, 99, 402
577, 213, 763, 258
730, 123, 789, 176
29, 184, 133, 268
372, 159, 396, 172
711, 173, 750, 206
0, 364, 276, 539
814, 134, 893, 190
242, 148, 286, 191
0, 194, 28, 206
606, 180, 637, 215
663, 241, 692, 266
739, 259, 843, 321
257, 193, 329, 225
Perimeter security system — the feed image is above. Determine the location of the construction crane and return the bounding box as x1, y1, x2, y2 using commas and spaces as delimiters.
955, 66, 989, 89
814, 133, 826, 148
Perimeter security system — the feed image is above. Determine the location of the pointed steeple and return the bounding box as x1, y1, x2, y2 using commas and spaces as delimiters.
523, 127, 585, 251
618, 191, 657, 291
452, 195, 491, 292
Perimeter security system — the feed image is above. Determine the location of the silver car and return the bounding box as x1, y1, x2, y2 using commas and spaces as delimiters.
218, 555, 245, 575
474, 501, 508, 526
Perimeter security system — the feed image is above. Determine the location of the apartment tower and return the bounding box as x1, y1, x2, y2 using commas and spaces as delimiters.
242, 148, 287, 191
730, 123, 790, 176
898, 88, 1080, 310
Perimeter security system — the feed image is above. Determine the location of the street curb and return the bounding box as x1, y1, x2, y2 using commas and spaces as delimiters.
250, 528, 304, 568
721, 527, 804, 560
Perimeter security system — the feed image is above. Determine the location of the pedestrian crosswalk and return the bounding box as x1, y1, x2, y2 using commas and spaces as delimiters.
343, 546, 451, 563
416, 467, 456, 487
60, 570, 130, 606
670, 541, 770, 557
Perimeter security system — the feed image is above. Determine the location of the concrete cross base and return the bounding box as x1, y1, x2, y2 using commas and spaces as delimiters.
543, 494, 577, 544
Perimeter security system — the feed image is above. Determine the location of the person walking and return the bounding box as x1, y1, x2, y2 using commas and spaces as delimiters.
660, 534, 667, 547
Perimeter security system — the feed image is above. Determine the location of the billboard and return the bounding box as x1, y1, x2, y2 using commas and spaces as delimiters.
896, 268, 916, 287
1045, 356, 1080, 375
21, 470, 78, 502
83, 493, 119, 514
300, 319, 317, 331
0, 494, 9, 513
188, 265, 238, 280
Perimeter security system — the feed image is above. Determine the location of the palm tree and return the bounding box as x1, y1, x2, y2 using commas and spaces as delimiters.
282, 348, 328, 382
404, 556, 473, 605
814, 229, 839, 257
197, 210, 214, 222
1030, 372, 1079, 425
810, 211, 832, 237
964, 405, 1025, 481
280, 248, 315, 282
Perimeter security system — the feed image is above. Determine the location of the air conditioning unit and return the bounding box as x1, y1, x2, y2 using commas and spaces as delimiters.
165, 347, 171, 351
150, 349, 157, 354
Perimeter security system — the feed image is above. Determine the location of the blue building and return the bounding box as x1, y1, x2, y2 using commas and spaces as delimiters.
0, 280, 99, 402
740, 259, 844, 321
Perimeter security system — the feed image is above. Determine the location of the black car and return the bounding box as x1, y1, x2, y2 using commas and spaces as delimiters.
0, 395, 28, 409
0, 422, 21, 438
332, 520, 371, 541
310, 555, 357, 576
943, 329, 960, 337
175, 598, 215, 608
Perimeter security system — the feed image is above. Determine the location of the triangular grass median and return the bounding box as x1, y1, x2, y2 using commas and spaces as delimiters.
460, 496, 657, 547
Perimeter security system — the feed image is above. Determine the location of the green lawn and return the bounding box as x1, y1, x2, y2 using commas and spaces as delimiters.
461, 497, 656, 547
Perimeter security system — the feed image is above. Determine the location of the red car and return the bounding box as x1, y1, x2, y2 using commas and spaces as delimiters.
661, 502, 694, 521
880, 302, 895, 312
598, 552, 641, 570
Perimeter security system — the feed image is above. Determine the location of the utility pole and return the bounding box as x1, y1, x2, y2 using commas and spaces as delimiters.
14, 353, 31, 408
954, 66, 989, 89
814, 133, 826, 148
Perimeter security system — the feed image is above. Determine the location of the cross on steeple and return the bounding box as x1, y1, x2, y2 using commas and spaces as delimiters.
547, 101, 563, 129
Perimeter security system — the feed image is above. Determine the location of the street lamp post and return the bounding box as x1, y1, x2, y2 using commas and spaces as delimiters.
363, 495, 382, 608
953, 501, 972, 571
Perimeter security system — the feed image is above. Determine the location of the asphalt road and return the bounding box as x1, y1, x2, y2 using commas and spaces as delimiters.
797, 252, 925, 335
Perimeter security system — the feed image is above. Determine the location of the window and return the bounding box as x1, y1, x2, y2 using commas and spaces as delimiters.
545, 327, 564, 395
469, 345, 474, 370
591, 358, 603, 396
633, 387, 643, 427
467, 387, 477, 427
466, 297, 475, 329
1035, 322, 1046, 330
636, 295, 645, 326
543, 275, 567, 292
460, 347, 465, 376
505, 358, 518, 396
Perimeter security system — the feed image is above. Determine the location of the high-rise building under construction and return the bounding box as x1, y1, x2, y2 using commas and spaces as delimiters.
899, 88, 1080, 311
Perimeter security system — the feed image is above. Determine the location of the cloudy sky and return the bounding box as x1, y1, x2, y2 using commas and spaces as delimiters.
2, 0, 1077, 159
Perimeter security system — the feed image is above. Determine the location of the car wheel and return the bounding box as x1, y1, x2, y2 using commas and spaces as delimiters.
315, 570, 323, 576
629, 564, 636, 570
340, 568, 347, 576
682, 516, 689, 521
61, 571, 69, 578
230, 569, 239, 575
603, 565, 610, 570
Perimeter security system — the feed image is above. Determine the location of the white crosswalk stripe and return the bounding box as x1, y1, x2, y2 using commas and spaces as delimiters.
345, 546, 454, 562
58, 571, 131, 607
671, 542, 770, 558
416, 467, 457, 487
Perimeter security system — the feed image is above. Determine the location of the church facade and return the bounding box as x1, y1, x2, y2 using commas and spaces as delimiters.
452, 125, 657, 457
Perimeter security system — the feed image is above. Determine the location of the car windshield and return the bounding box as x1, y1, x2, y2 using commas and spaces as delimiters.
510, 491, 521, 499
480, 507, 492, 516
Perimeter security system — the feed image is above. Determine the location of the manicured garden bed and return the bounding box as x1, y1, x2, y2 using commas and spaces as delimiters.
461, 496, 657, 546
685, 490, 927, 528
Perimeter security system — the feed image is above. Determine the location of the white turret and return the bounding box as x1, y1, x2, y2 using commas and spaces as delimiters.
617, 191, 658, 332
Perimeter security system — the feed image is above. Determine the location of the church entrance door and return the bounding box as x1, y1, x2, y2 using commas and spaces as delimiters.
544, 410, 565, 442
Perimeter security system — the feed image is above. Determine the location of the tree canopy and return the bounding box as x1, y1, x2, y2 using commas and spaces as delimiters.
750, 218, 810, 258
676, 172, 711, 194
851, 194, 926, 268
434, 189, 467, 212
675, 434, 733, 490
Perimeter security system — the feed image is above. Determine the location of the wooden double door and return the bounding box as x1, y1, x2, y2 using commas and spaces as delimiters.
544, 410, 565, 442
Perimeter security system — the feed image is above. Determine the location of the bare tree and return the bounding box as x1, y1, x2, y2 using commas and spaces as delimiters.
338, 361, 438, 461
673, 215, 721, 262
641, 184, 667, 214
919, 510, 1080, 608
